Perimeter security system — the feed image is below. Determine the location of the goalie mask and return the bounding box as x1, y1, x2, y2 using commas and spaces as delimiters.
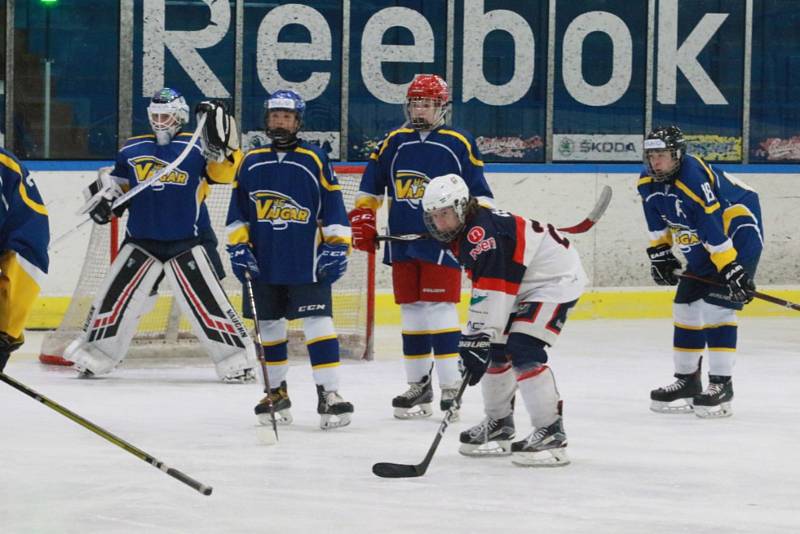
265, 89, 305, 149
644, 125, 686, 182
422, 173, 472, 242
405, 74, 450, 131
148, 88, 190, 145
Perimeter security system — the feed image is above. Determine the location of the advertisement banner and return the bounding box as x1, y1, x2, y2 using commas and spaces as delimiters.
553, 134, 642, 161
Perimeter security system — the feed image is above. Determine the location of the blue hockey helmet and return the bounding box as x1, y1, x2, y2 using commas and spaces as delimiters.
264, 89, 305, 145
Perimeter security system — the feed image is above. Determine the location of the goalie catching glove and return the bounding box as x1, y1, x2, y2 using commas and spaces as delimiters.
78, 167, 126, 225
196, 100, 240, 163
458, 333, 491, 386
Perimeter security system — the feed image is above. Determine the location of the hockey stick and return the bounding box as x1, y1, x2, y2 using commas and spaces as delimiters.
244, 272, 279, 444
375, 184, 613, 242
678, 272, 800, 312
372, 373, 470, 478
49, 114, 208, 249
0, 372, 213, 496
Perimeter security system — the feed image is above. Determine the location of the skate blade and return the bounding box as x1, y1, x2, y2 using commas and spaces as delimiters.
256, 425, 278, 445
511, 447, 570, 467
694, 402, 733, 419
320, 413, 351, 430
393, 404, 433, 419
650, 399, 694, 414
459, 440, 513, 457
222, 370, 256, 384
257, 410, 293, 426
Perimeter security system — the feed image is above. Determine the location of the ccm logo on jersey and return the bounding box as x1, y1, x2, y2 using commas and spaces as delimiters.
469, 237, 497, 260
250, 190, 311, 229
130, 156, 189, 189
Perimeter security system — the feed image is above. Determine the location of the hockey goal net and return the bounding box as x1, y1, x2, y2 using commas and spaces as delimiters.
39, 164, 374, 364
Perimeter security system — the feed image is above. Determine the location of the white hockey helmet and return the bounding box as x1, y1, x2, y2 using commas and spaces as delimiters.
421, 173, 471, 242
147, 88, 190, 145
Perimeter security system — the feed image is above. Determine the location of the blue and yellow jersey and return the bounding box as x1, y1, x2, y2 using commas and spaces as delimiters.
637, 155, 762, 276
225, 140, 351, 285
111, 132, 241, 241
354, 125, 493, 267
0, 147, 50, 340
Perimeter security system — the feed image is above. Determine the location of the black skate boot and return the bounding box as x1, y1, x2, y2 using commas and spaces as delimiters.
459, 413, 516, 457
511, 417, 569, 467
440, 380, 462, 421
316, 385, 354, 430
693, 376, 733, 418
254, 380, 293, 425
650, 363, 702, 414
392, 373, 433, 419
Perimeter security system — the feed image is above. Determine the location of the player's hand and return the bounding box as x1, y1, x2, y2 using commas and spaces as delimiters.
227, 244, 259, 284
647, 245, 681, 286
458, 333, 491, 386
316, 243, 348, 284
0, 331, 24, 373
348, 208, 377, 252
720, 262, 755, 303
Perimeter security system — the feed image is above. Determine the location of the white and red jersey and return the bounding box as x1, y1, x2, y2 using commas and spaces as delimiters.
453, 206, 587, 342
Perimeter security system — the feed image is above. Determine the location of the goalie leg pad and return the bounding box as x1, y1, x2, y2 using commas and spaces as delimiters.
64, 244, 163, 376
164, 246, 257, 382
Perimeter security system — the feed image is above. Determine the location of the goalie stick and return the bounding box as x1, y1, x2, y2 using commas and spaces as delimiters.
372, 373, 470, 478
0, 372, 213, 496
678, 272, 800, 312
375, 184, 613, 242
50, 114, 208, 249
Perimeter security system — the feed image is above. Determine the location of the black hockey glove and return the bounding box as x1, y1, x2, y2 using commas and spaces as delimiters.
0, 331, 24, 373
647, 245, 681, 286
196, 100, 239, 162
458, 333, 491, 386
720, 261, 755, 303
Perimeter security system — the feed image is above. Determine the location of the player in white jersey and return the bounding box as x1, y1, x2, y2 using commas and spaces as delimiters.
421, 174, 587, 467
63, 88, 257, 383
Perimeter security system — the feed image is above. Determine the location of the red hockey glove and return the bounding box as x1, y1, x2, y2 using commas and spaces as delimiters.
348, 207, 377, 252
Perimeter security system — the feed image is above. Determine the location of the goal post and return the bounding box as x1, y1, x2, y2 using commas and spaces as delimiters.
39, 164, 375, 365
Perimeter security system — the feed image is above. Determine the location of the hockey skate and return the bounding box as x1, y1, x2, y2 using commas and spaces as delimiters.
440, 380, 462, 422
255, 381, 293, 425
392, 373, 433, 419
693, 376, 733, 419
317, 385, 354, 430
650, 365, 702, 414
511, 417, 570, 467
222, 367, 256, 384
459, 413, 515, 457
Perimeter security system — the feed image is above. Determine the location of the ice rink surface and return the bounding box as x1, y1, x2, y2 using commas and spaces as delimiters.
2, 318, 799, 534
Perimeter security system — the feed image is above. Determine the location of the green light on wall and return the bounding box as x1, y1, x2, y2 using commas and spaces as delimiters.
40, 0, 59, 4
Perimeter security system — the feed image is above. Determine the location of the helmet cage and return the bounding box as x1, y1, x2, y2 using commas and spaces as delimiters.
264, 90, 305, 143
421, 174, 471, 242
405, 74, 450, 130
147, 88, 189, 144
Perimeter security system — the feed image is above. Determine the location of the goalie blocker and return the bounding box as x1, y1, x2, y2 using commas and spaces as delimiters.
64, 244, 256, 382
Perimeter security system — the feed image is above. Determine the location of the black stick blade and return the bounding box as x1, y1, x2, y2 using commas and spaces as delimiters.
372, 462, 425, 478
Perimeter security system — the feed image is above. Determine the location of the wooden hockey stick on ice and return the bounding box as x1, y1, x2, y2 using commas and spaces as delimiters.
679, 272, 800, 312
0, 372, 213, 495
376, 185, 613, 242
49, 114, 208, 249
372, 374, 470, 478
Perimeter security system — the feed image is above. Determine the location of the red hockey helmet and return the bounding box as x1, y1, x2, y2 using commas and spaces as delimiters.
405, 74, 450, 130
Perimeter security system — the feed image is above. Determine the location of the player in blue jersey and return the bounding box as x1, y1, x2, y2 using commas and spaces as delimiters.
226, 89, 354, 430
0, 148, 50, 372
639, 126, 763, 418
64, 88, 257, 383
348, 74, 494, 420
421, 174, 586, 467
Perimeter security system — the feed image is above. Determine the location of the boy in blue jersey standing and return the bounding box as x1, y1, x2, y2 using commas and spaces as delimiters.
226, 90, 354, 430
348, 74, 494, 420
64, 88, 257, 383
0, 147, 50, 372
638, 126, 763, 418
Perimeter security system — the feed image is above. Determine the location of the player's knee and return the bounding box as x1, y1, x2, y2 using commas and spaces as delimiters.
506, 333, 549, 371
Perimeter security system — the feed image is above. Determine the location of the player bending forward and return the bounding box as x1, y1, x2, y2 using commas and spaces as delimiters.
226, 89, 354, 430
421, 174, 587, 467
65, 88, 257, 382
